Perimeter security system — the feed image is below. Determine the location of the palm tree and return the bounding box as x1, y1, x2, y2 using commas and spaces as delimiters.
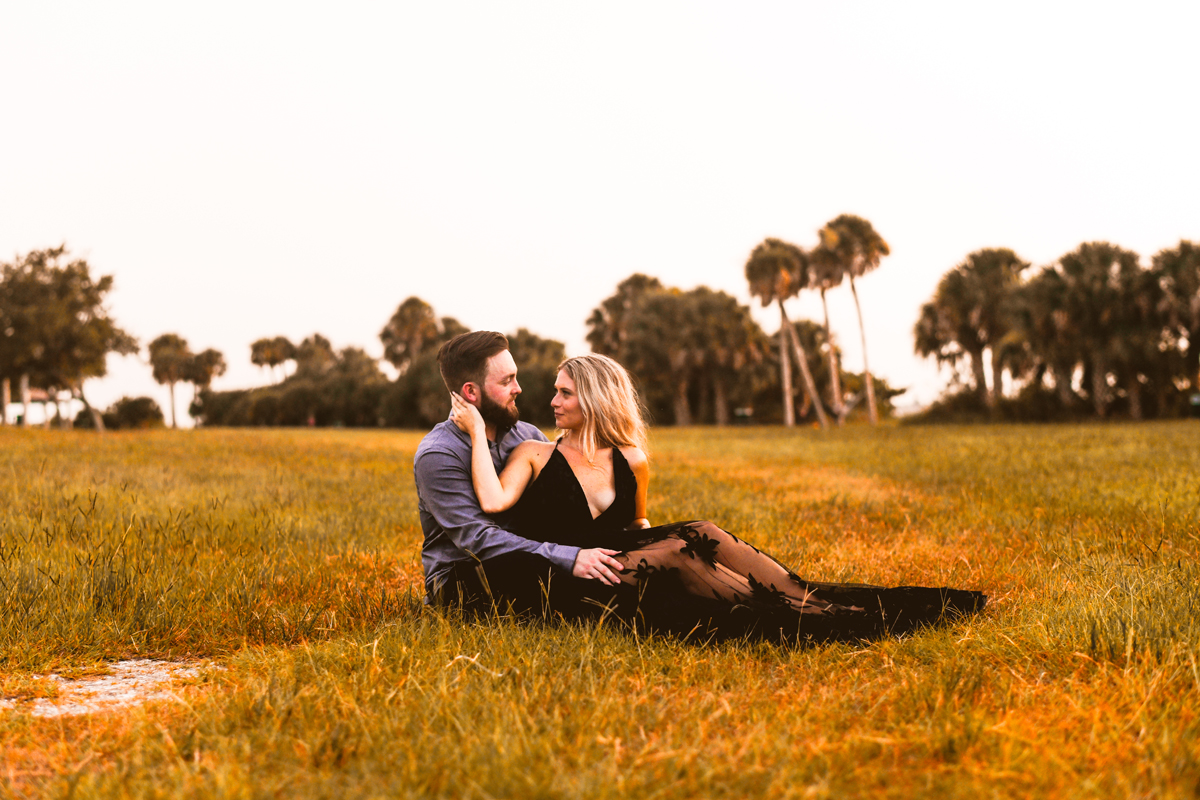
808, 244, 848, 423
914, 249, 1029, 411
1056, 242, 1143, 417
1008, 267, 1081, 408
817, 215, 890, 424
380, 297, 440, 373
184, 348, 227, 416
586, 274, 665, 356
250, 336, 296, 383
1153, 241, 1200, 390
914, 276, 987, 402
744, 238, 829, 428
148, 333, 192, 428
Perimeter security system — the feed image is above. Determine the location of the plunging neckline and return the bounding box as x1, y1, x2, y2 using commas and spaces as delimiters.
507, 438, 637, 549
547, 445, 625, 522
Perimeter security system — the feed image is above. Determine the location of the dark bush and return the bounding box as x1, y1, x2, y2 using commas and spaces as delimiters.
75, 396, 165, 430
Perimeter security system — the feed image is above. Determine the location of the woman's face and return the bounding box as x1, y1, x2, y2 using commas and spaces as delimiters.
551, 369, 585, 430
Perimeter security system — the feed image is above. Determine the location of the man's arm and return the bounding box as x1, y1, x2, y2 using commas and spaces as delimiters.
415, 446, 580, 571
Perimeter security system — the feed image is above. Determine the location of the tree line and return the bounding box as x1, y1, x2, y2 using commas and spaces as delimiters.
915, 241, 1200, 421
1, 226, 903, 430
190, 301, 572, 430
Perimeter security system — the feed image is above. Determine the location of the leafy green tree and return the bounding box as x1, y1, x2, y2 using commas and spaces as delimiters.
381, 297, 440, 373
295, 334, 337, 377
507, 328, 567, 428
688, 287, 772, 426
438, 316, 471, 343
198, 343, 387, 428
76, 396, 164, 430
250, 336, 296, 382
321, 346, 388, 427
1, 246, 137, 431
620, 287, 700, 425
817, 214, 890, 424
148, 333, 192, 429
744, 238, 829, 428
914, 248, 1029, 411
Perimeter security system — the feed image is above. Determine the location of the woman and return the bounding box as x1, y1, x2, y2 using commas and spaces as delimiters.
450, 353, 985, 642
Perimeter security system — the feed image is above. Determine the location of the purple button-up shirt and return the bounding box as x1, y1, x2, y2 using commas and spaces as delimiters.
415, 419, 581, 598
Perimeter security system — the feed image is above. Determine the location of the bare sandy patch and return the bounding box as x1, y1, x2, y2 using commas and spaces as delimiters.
0, 659, 212, 718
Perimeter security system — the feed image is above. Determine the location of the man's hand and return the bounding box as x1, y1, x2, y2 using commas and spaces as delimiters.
573, 548, 624, 585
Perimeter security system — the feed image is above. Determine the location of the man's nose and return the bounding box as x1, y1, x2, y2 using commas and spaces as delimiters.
512, 380, 521, 395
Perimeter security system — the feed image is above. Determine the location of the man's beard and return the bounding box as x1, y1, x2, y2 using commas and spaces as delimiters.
478, 392, 519, 429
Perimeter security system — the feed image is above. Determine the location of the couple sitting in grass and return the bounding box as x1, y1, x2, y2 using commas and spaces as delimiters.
414, 331, 985, 642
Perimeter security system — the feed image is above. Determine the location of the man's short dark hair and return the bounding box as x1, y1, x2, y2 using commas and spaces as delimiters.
438, 331, 509, 394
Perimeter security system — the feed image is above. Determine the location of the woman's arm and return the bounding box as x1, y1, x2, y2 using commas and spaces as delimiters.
449, 393, 538, 514
623, 446, 651, 529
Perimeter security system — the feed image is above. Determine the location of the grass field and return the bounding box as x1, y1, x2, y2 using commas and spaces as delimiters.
1, 423, 1199, 798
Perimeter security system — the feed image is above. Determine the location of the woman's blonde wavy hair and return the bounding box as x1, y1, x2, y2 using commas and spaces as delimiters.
557, 354, 648, 464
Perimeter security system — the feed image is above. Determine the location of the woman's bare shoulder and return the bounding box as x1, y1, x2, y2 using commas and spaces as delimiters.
619, 445, 649, 472
512, 439, 556, 463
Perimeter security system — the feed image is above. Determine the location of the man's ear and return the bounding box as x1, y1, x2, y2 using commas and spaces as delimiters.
460, 382, 480, 404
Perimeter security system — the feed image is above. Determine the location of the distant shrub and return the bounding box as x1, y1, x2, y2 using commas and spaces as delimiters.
902, 388, 990, 425
906, 384, 1093, 425
75, 396, 165, 430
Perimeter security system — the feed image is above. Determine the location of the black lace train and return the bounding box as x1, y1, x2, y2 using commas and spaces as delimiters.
499, 443, 986, 643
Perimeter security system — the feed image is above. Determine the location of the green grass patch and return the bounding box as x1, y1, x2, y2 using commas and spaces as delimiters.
2, 423, 1199, 797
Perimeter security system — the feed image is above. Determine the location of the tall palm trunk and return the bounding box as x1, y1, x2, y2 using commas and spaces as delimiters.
969, 349, 989, 408
778, 320, 795, 427
168, 381, 178, 429
1, 378, 9, 425
779, 301, 830, 429
989, 352, 1004, 410
847, 276, 878, 424
713, 376, 730, 426
1090, 356, 1108, 418
670, 350, 693, 426
19, 373, 30, 428
819, 288, 845, 424
673, 378, 692, 426
1127, 375, 1143, 420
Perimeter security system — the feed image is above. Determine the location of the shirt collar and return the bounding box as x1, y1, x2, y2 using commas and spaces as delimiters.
443, 418, 514, 448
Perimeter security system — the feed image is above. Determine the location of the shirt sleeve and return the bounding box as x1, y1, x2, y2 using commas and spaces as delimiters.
414, 446, 580, 572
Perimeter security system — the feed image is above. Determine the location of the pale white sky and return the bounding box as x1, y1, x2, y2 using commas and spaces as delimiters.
3, 2, 1198, 423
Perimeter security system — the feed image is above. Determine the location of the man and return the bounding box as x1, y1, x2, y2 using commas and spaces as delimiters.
414, 330, 623, 612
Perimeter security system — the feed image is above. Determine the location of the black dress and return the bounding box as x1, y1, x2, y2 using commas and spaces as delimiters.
507, 442, 987, 643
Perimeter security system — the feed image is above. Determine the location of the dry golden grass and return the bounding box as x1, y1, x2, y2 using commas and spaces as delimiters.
1, 422, 1198, 798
